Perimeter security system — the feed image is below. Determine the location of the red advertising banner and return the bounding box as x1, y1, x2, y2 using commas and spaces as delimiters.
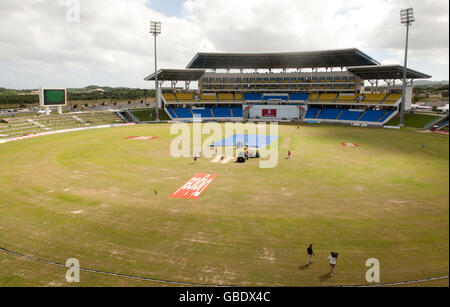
262, 109, 277, 117
124, 136, 158, 140
434, 131, 449, 136
170, 174, 217, 200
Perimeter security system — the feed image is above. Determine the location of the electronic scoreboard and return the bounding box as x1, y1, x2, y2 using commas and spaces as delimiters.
39, 88, 67, 107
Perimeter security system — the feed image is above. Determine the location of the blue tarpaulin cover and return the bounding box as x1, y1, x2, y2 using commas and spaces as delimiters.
209, 134, 280, 148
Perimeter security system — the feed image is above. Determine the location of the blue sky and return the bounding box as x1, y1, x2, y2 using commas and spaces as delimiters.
146, 0, 186, 17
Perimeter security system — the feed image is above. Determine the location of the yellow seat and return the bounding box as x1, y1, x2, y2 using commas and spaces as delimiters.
337, 95, 359, 102
163, 93, 177, 101
309, 93, 320, 101
363, 94, 386, 103
384, 94, 402, 103
177, 93, 195, 101
218, 93, 234, 101
318, 94, 338, 101
199, 94, 217, 101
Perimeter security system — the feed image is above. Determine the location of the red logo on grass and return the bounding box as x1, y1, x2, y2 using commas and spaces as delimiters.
342, 143, 359, 147
170, 174, 217, 200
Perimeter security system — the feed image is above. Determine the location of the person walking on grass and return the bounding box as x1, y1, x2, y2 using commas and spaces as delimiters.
306, 244, 314, 266
328, 252, 338, 276
287, 151, 291, 159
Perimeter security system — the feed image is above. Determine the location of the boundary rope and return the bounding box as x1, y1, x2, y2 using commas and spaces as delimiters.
1, 246, 448, 287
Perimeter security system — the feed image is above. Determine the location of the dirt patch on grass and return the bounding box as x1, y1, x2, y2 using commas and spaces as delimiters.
260, 248, 275, 263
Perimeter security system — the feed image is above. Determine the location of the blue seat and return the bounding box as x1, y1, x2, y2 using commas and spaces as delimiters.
167, 108, 177, 118
244, 93, 262, 101
317, 108, 341, 120
378, 111, 394, 122
174, 108, 193, 118
192, 108, 213, 118
339, 109, 363, 121
213, 107, 232, 118
263, 95, 288, 101
359, 110, 385, 122
305, 108, 320, 119
290, 93, 309, 101
232, 107, 243, 117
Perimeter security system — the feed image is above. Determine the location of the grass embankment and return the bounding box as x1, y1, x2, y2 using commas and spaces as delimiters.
129, 108, 171, 122
388, 113, 444, 128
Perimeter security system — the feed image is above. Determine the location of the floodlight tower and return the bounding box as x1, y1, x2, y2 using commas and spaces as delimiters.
399, 7, 415, 127
150, 21, 161, 121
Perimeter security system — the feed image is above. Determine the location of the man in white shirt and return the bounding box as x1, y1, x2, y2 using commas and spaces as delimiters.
328, 252, 338, 276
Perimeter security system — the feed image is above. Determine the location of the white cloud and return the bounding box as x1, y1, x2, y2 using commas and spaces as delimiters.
0, 0, 448, 89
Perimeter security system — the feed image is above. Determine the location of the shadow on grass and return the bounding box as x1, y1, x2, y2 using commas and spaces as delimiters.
298, 265, 310, 271
319, 273, 332, 283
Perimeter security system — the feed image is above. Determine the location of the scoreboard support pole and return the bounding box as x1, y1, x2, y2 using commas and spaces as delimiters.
45, 107, 50, 116
57, 106, 62, 115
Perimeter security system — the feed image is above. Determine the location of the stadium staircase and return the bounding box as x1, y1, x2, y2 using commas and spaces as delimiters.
166, 107, 178, 119
28, 119, 46, 129
127, 110, 141, 124
437, 119, 449, 131
376, 111, 388, 122
336, 109, 345, 120
314, 109, 322, 119
424, 116, 450, 131
356, 111, 365, 121
117, 110, 141, 124
72, 115, 87, 124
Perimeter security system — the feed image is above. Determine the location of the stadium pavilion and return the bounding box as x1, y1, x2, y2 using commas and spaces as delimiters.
144, 48, 431, 126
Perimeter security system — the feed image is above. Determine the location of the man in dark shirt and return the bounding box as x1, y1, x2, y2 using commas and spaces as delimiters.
306, 244, 314, 266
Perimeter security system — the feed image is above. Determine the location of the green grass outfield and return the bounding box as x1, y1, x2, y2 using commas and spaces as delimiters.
387, 113, 444, 128
0, 123, 448, 287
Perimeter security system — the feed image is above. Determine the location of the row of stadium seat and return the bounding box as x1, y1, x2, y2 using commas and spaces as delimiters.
308, 93, 402, 104
167, 107, 243, 119
263, 95, 289, 101
203, 84, 356, 91
163, 92, 244, 103
0, 112, 125, 139
165, 92, 310, 102
202, 78, 356, 84
305, 107, 394, 123
163, 92, 402, 105
243, 93, 310, 101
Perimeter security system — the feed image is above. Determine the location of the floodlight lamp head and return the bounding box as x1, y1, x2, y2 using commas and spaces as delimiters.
150, 21, 162, 35
400, 8, 415, 25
